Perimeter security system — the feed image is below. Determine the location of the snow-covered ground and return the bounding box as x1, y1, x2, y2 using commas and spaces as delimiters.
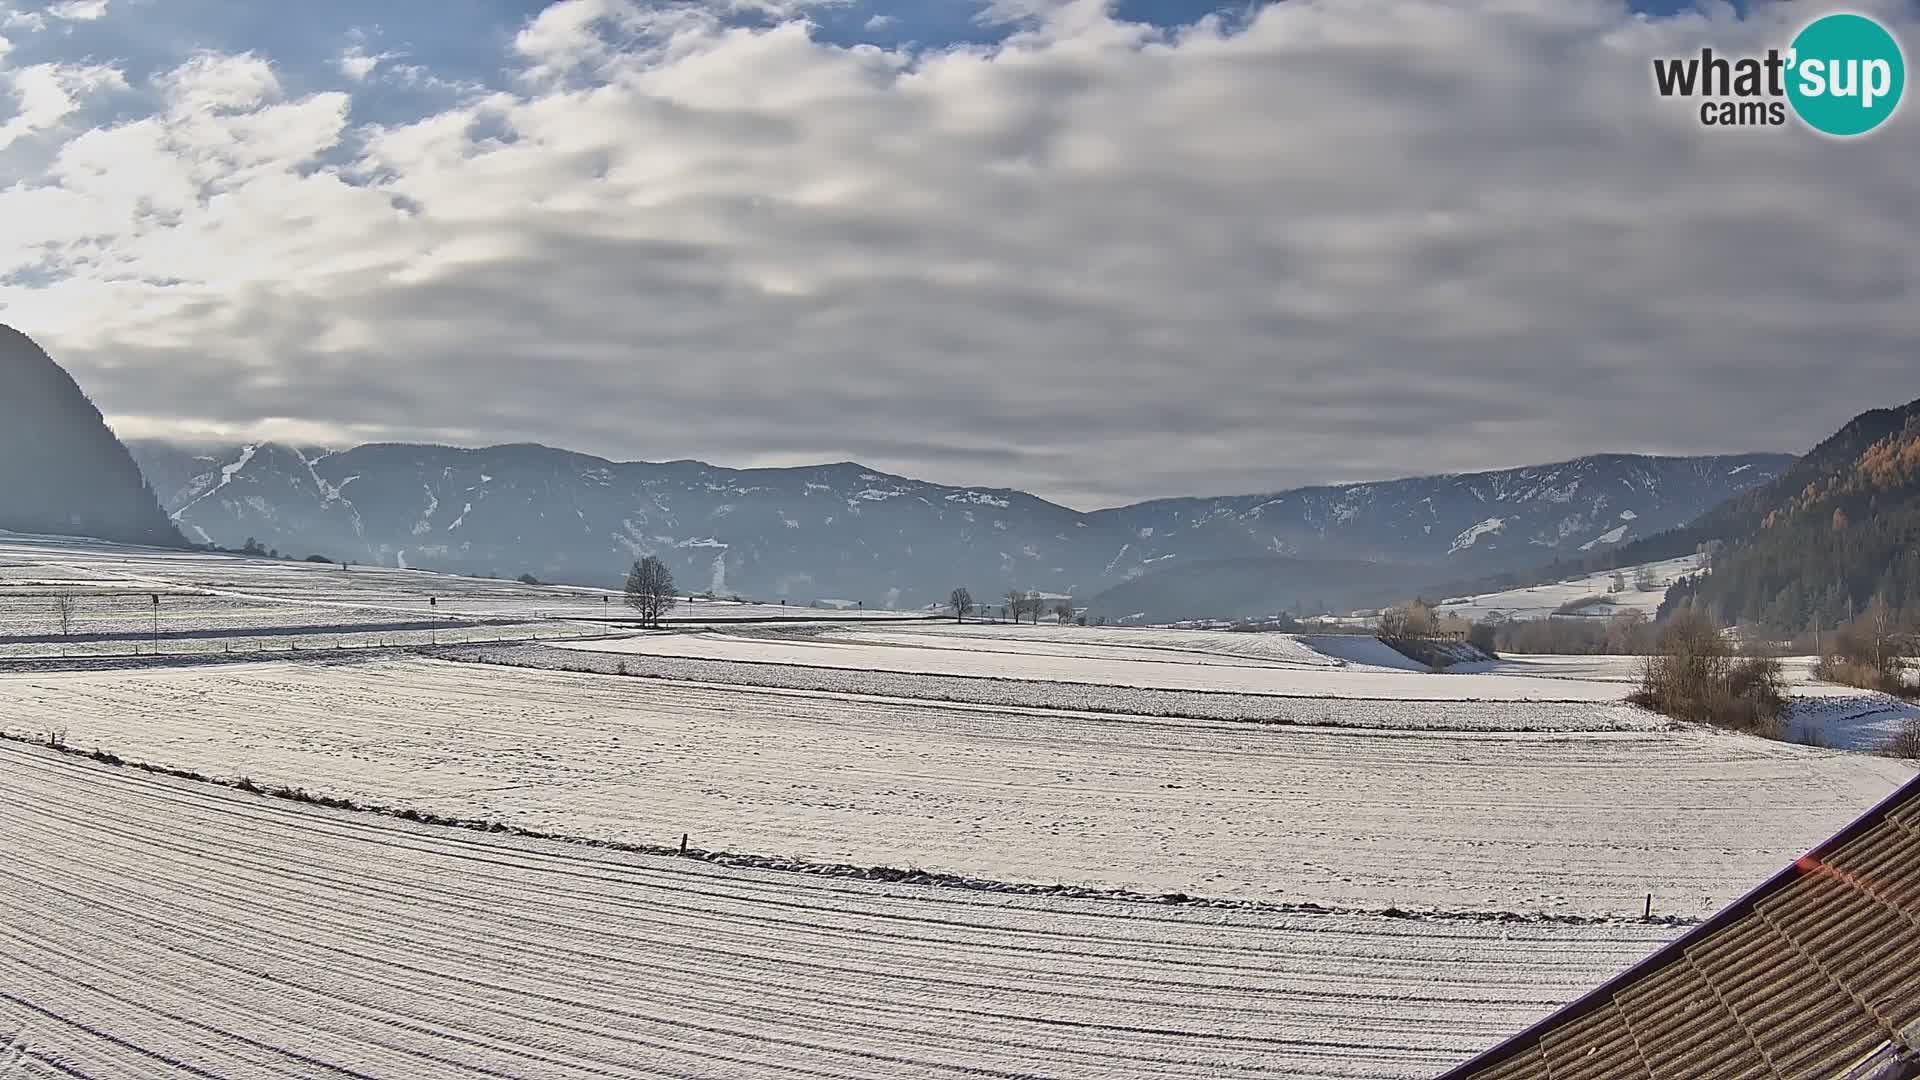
565, 630, 1630, 701
0, 535, 922, 659
0, 740, 1681, 1079
4, 532, 1913, 1075
3, 657, 1908, 917
464, 643, 1664, 728
1434, 555, 1703, 622
811, 622, 1363, 668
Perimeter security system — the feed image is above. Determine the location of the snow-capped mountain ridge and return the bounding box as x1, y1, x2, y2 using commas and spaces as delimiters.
129, 440, 1790, 609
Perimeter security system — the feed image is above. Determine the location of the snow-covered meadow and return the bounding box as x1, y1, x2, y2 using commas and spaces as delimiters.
0, 534, 920, 659
0, 740, 1683, 1079
2, 535, 1915, 1078
1433, 555, 1704, 622
562, 628, 1637, 701
3, 656, 1908, 917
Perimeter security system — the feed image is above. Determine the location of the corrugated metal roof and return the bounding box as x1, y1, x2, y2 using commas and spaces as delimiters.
1438, 773, 1920, 1080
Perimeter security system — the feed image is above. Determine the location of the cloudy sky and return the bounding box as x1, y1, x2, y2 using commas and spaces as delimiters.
1, 0, 1915, 509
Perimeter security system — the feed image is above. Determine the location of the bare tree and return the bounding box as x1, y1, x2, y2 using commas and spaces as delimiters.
1026, 591, 1043, 625
949, 587, 973, 623
1865, 595, 1898, 684
54, 593, 75, 657
1605, 610, 1650, 654
1053, 600, 1073, 624
1634, 565, 1658, 592
1378, 598, 1435, 642
624, 557, 678, 628
1005, 589, 1023, 624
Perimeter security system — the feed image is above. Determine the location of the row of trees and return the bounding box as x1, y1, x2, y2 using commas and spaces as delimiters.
948, 587, 1074, 624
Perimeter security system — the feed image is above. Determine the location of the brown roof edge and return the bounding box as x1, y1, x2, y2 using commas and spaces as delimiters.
1432, 768, 1920, 1080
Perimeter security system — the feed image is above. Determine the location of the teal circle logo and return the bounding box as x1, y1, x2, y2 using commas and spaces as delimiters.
1787, 13, 1905, 137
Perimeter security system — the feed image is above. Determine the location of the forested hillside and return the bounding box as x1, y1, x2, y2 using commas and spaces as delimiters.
1659, 400, 1920, 634
0, 325, 182, 547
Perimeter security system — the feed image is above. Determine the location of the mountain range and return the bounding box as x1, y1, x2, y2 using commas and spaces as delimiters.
127, 438, 1790, 615
0, 322, 1802, 619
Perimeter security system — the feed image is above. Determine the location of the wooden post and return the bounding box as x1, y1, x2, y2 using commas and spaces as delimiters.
1644, 893, 1652, 921
679, 833, 689, 856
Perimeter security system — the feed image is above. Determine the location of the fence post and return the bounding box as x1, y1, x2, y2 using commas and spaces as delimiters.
1644, 893, 1652, 921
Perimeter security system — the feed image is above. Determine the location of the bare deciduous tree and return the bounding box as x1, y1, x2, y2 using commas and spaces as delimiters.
1053, 600, 1073, 624
1377, 598, 1435, 642
624, 556, 678, 628
949, 587, 973, 623
54, 593, 75, 657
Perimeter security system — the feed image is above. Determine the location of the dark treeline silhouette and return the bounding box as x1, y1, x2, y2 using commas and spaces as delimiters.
1, 324, 182, 547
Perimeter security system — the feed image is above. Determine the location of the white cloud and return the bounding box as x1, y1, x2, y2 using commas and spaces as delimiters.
337, 44, 394, 83
1, 7, 46, 33
0, 60, 124, 149
46, 0, 108, 21
1, 0, 1917, 507
155, 51, 281, 114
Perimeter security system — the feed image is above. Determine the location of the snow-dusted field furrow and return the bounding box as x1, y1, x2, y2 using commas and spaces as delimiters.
564, 632, 1627, 701
0, 742, 1677, 1079
805, 625, 1356, 670
469, 644, 1661, 728
2, 658, 1908, 915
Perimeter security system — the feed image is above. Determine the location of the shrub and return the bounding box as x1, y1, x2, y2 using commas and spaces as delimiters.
1467, 621, 1499, 658
1883, 717, 1920, 759
1816, 601, 1915, 698
1629, 611, 1788, 737
1553, 594, 1613, 616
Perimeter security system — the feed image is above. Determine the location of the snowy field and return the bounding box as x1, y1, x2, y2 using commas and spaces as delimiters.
563, 630, 1633, 701
1434, 555, 1704, 622
4, 533, 1913, 1074
0, 534, 933, 623
455, 643, 1667, 728
0, 535, 924, 659
3, 657, 1908, 917
0, 741, 1683, 1080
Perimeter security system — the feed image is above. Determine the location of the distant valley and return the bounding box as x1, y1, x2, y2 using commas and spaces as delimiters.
129, 438, 1789, 616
